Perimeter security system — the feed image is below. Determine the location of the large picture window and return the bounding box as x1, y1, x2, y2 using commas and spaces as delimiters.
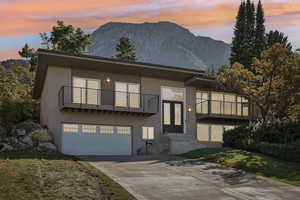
73, 77, 101, 105
196, 91, 249, 116
197, 123, 235, 143
115, 82, 140, 108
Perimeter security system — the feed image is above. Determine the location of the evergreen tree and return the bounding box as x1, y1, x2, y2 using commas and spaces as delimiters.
254, 0, 266, 59
115, 37, 137, 62
230, 1, 246, 65
266, 30, 292, 51
241, 0, 256, 68
18, 44, 37, 72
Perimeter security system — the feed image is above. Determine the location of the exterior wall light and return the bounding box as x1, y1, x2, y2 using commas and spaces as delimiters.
106, 77, 111, 83
188, 108, 192, 112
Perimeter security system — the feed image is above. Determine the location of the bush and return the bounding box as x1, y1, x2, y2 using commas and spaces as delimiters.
224, 122, 300, 162
223, 125, 253, 148
0, 98, 39, 134
249, 142, 300, 162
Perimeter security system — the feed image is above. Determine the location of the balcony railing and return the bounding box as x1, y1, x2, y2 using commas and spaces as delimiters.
196, 100, 249, 119
59, 86, 159, 114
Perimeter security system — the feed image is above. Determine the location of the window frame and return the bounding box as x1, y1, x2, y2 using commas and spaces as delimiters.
72, 77, 101, 105
142, 127, 155, 140
115, 81, 140, 108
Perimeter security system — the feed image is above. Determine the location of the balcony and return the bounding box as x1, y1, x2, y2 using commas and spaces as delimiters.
59, 86, 159, 115
196, 100, 249, 121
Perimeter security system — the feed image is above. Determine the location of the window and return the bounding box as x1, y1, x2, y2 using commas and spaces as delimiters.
163, 103, 171, 125
73, 77, 101, 105
196, 91, 249, 117
197, 124, 209, 142
99, 126, 114, 134
210, 125, 223, 142
143, 127, 154, 140
174, 103, 182, 125
82, 125, 97, 133
197, 124, 236, 142
211, 92, 223, 114
116, 126, 131, 135
63, 124, 79, 133
115, 82, 140, 108
196, 92, 209, 114
237, 96, 249, 116
162, 87, 184, 101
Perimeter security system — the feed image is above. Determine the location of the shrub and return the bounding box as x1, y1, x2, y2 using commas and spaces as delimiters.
0, 98, 39, 134
223, 125, 253, 148
224, 122, 300, 162
250, 142, 300, 162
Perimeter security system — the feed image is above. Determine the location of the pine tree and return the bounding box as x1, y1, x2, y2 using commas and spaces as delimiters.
254, 0, 266, 59
115, 37, 137, 62
230, 1, 246, 65
266, 30, 293, 51
241, 0, 256, 68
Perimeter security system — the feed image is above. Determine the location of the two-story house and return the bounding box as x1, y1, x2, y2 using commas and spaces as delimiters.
33, 49, 250, 156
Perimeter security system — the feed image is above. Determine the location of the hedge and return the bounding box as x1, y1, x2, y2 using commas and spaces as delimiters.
223, 122, 300, 162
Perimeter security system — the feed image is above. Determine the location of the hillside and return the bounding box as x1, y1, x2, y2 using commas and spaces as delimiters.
89, 22, 230, 70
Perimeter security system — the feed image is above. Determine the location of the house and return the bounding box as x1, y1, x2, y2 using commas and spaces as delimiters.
33, 49, 250, 156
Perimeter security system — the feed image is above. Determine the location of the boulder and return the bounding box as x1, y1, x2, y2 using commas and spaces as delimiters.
0, 143, 13, 152
30, 129, 53, 143
16, 129, 26, 137
38, 142, 57, 152
16, 121, 42, 134
20, 136, 33, 146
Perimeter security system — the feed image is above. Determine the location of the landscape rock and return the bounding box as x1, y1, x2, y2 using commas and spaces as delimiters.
16, 129, 26, 137
16, 120, 41, 134
30, 129, 53, 143
0, 143, 13, 152
20, 136, 33, 146
38, 142, 57, 152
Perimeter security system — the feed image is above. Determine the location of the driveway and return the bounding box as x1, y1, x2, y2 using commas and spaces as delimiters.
81, 155, 300, 200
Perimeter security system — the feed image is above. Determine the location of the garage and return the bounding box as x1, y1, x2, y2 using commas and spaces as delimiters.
61, 123, 132, 156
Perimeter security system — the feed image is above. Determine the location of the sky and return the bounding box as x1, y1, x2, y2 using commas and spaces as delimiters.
1, 0, 300, 61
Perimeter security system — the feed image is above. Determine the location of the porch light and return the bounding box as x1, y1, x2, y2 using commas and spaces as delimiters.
106, 77, 111, 83
187, 108, 192, 112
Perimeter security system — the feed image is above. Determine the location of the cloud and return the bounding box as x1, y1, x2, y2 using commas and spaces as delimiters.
1, 0, 300, 60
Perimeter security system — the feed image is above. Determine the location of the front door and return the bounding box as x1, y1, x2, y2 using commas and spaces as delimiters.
163, 101, 184, 133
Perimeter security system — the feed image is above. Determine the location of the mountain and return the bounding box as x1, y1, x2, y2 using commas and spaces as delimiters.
89, 22, 231, 70
0, 59, 29, 69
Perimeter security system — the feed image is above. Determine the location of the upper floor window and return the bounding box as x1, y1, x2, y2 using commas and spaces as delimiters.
196, 91, 249, 116
115, 82, 140, 108
72, 77, 101, 105
162, 87, 184, 101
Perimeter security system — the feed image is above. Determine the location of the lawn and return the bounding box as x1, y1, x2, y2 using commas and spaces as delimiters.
182, 148, 300, 187
0, 152, 136, 200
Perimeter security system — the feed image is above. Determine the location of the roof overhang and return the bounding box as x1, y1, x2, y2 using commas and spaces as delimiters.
33, 49, 211, 99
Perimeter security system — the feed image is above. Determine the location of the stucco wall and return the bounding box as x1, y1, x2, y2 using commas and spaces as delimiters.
40, 65, 226, 155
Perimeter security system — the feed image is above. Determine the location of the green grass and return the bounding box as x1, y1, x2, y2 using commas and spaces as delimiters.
182, 148, 300, 187
0, 152, 136, 200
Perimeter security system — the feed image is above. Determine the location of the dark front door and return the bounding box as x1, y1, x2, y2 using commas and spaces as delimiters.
163, 100, 184, 133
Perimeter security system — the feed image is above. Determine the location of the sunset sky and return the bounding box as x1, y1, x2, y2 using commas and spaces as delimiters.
1, 0, 300, 60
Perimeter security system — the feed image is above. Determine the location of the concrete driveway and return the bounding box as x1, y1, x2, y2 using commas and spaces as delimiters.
81, 155, 300, 200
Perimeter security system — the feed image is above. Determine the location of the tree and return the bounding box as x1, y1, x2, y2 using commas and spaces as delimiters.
241, 0, 256, 68
266, 30, 292, 51
115, 37, 137, 61
254, 0, 266, 59
0, 65, 38, 133
218, 44, 299, 123
19, 21, 93, 72
40, 21, 92, 54
230, 1, 246, 65
18, 44, 37, 72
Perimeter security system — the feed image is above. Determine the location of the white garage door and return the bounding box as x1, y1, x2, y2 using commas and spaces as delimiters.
61, 124, 132, 156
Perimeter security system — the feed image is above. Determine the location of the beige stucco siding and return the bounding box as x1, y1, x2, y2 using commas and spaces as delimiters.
40, 66, 71, 149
